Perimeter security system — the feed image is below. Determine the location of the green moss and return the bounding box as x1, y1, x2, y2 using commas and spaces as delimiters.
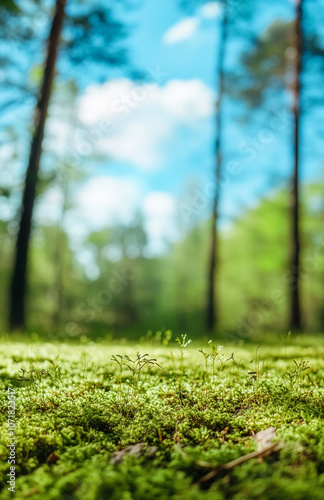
0, 336, 324, 499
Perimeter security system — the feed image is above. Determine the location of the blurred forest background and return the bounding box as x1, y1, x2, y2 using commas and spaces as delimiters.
0, 0, 323, 341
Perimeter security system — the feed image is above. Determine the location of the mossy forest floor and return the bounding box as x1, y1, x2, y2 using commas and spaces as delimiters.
1, 333, 324, 499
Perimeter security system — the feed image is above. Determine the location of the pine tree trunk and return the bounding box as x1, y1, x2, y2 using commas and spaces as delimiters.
9, 0, 66, 331
206, 0, 228, 332
290, 0, 302, 330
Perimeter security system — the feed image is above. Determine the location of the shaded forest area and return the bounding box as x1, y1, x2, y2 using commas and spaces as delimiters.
0, 0, 324, 340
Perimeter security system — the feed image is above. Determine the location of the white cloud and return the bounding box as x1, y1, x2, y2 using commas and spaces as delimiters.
42, 78, 214, 171
64, 180, 179, 255
60, 176, 143, 243
143, 192, 176, 218
160, 79, 214, 121
163, 2, 221, 46
72, 176, 143, 229
76, 78, 214, 170
44, 119, 74, 156
163, 17, 199, 44
35, 77, 215, 253
142, 192, 178, 254
199, 2, 221, 19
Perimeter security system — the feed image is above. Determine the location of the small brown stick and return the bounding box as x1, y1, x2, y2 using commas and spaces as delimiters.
196, 441, 282, 485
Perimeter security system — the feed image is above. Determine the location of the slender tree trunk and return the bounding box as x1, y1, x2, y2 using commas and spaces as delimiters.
290, 0, 302, 330
206, 0, 228, 332
9, 0, 66, 331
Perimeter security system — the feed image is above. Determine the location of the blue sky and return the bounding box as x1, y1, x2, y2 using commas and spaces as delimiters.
2, 0, 324, 259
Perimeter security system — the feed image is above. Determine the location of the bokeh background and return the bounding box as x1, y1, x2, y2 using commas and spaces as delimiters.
0, 0, 323, 341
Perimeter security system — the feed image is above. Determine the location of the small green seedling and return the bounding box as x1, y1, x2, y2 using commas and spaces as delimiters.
198, 348, 210, 381
285, 359, 310, 392
208, 340, 223, 379
175, 334, 192, 402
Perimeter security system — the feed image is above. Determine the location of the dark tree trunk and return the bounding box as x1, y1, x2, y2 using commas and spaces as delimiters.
290, 0, 302, 330
9, 0, 66, 331
206, 0, 228, 332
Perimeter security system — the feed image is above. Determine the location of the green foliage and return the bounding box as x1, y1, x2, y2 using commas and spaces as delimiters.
1, 336, 324, 498
1, 182, 323, 335
232, 16, 324, 111
0, 0, 20, 12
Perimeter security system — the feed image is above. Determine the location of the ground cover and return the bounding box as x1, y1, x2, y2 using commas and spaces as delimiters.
1, 333, 324, 499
